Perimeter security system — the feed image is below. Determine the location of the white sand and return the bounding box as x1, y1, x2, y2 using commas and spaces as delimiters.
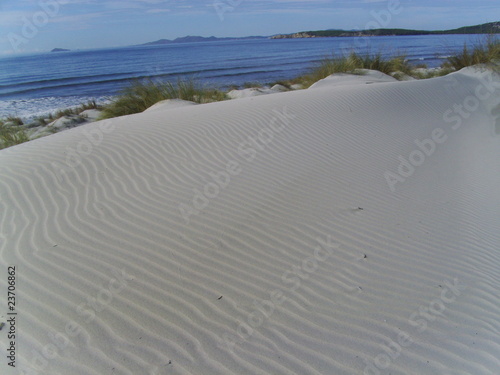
144, 99, 198, 112
309, 69, 398, 89
0, 67, 499, 375
227, 84, 290, 99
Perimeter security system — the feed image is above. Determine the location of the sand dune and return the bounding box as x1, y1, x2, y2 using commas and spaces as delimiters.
1, 67, 499, 375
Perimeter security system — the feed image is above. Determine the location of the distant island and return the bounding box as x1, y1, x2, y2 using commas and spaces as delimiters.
139, 35, 266, 46
51, 48, 70, 52
271, 21, 500, 39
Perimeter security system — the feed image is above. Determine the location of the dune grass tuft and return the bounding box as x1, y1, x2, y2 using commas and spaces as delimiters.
243, 81, 264, 89
100, 78, 227, 119
48, 100, 101, 120
447, 35, 500, 70
4, 115, 24, 126
0, 120, 29, 149
291, 38, 499, 88
409, 67, 456, 80
294, 51, 412, 87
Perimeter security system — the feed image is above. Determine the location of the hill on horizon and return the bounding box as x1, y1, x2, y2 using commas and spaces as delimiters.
138, 22, 500, 46
273, 21, 500, 39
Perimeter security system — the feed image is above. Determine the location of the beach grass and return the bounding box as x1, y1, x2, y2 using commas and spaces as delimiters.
243, 81, 264, 89
2, 39, 498, 131
99, 78, 227, 119
0, 120, 29, 149
446, 35, 500, 70
4, 115, 24, 126
294, 51, 413, 87
409, 66, 456, 79
47, 100, 101, 121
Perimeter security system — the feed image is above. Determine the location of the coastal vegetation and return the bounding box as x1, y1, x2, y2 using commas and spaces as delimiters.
99, 79, 227, 119
4, 115, 24, 126
97, 35, 498, 117
292, 52, 412, 87
0, 119, 29, 150
288, 35, 499, 87
446, 35, 500, 70
0, 101, 102, 149
0, 36, 498, 149
45, 100, 102, 122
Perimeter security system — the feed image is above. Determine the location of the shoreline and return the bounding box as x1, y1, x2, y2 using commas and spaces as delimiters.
2, 29, 498, 150
2, 33, 489, 122
0, 69, 432, 147
0, 65, 469, 150
0, 66, 450, 120
0, 63, 451, 121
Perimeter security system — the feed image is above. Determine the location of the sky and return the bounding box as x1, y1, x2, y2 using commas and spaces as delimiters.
0, 0, 498, 55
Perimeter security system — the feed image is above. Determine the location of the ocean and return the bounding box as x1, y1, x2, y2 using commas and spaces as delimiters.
0, 34, 487, 119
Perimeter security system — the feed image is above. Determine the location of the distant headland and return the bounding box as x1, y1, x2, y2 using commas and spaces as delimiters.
271, 21, 500, 39
135, 22, 499, 47
51, 48, 70, 52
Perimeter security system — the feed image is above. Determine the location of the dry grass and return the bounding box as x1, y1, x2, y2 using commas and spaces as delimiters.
0, 120, 29, 149
447, 35, 500, 70
294, 51, 413, 87
100, 78, 227, 119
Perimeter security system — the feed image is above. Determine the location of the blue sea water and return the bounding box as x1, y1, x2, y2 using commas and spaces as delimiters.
0, 34, 487, 119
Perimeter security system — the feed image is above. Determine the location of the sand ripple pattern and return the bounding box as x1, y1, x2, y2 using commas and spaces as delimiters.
0, 68, 499, 375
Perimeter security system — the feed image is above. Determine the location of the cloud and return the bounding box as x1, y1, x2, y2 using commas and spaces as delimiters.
146, 8, 171, 13
138, 0, 169, 3
0, 10, 29, 26
49, 12, 105, 24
